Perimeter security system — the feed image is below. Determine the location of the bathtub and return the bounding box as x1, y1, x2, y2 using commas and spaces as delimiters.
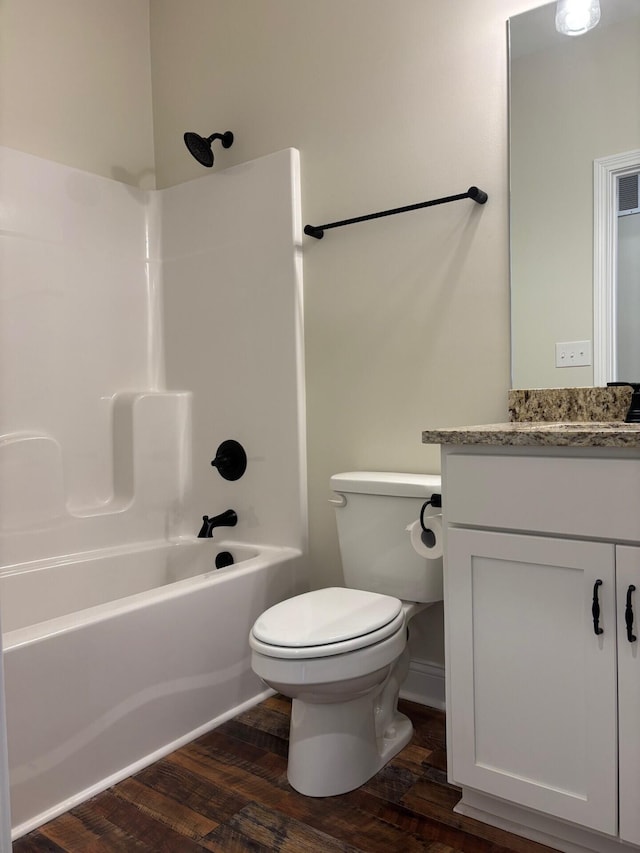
1, 538, 306, 839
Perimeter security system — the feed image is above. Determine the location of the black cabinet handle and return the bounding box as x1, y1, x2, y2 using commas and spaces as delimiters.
592, 579, 604, 635
626, 584, 637, 643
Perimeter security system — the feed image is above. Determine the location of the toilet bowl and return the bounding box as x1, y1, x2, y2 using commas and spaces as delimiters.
249, 471, 443, 797
250, 587, 426, 796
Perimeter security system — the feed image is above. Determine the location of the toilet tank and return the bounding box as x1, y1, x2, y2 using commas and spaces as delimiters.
330, 471, 443, 603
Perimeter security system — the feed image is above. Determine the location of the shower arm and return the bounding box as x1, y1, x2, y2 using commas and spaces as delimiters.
303, 185, 488, 239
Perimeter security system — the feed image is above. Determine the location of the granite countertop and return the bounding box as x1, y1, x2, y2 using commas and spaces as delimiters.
422, 386, 640, 448
421, 421, 640, 448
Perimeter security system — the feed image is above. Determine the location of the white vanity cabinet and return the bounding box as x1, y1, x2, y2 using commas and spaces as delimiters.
441, 446, 640, 851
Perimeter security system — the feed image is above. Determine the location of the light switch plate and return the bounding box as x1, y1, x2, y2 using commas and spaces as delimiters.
555, 340, 592, 368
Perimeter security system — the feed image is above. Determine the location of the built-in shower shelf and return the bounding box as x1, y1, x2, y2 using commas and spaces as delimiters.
0, 391, 191, 568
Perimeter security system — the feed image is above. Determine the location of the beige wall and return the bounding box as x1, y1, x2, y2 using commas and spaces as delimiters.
1, 0, 542, 665
0, 0, 155, 187
149, 0, 538, 661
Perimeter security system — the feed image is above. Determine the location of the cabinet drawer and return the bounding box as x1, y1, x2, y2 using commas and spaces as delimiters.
445, 453, 640, 540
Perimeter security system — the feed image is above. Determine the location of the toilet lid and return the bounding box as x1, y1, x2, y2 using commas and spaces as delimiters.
251, 587, 402, 649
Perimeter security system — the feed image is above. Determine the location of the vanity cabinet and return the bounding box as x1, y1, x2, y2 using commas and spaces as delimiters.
441, 447, 640, 849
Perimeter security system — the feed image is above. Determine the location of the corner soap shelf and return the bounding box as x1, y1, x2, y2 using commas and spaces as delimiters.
0, 390, 191, 569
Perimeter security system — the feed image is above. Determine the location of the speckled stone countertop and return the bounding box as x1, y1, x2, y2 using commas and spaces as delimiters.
422, 386, 640, 448
421, 421, 640, 448
508, 386, 631, 422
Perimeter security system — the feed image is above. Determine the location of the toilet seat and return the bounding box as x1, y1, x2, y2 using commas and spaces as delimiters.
249, 587, 404, 660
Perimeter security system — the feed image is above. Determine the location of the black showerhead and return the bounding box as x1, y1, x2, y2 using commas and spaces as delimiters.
183, 130, 234, 167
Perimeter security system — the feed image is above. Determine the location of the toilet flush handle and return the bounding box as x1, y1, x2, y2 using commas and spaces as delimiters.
328, 493, 347, 508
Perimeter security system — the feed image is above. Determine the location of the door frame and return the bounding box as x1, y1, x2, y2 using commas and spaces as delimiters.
593, 150, 640, 385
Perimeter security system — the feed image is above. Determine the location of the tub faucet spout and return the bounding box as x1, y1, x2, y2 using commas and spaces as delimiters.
197, 509, 238, 538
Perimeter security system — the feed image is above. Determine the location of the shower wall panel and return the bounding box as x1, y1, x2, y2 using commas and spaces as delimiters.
0, 147, 156, 509
0, 147, 187, 569
0, 146, 306, 568
160, 148, 306, 550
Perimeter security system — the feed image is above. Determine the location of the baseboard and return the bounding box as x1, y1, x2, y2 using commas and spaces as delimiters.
457, 788, 636, 853
400, 658, 445, 710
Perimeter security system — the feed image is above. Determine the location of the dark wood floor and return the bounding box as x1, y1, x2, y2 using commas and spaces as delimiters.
14, 695, 557, 852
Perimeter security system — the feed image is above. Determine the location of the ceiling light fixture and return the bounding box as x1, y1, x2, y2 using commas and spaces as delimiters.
555, 0, 601, 36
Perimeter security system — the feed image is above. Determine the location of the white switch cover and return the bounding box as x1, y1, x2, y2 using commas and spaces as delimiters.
555, 340, 592, 368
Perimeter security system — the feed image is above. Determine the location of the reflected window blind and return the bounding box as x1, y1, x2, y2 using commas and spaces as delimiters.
618, 173, 639, 215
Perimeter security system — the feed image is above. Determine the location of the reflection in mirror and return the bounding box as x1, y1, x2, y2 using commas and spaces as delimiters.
509, 0, 640, 389
617, 171, 640, 377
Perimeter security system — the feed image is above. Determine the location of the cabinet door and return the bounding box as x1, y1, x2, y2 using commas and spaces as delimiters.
616, 545, 640, 847
446, 528, 617, 835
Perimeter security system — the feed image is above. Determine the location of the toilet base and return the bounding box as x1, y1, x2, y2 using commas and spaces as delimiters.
286, 692, 413, 797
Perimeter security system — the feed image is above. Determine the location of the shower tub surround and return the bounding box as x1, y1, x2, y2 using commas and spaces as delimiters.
0, 146, 307, 838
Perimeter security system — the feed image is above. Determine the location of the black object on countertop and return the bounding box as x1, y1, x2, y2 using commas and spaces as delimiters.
607, 382, 640, 423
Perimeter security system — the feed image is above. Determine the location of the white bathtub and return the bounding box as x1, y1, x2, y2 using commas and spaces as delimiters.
1, 539, 306, 839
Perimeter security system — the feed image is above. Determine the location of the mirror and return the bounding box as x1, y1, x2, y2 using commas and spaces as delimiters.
509, 0, 640, 389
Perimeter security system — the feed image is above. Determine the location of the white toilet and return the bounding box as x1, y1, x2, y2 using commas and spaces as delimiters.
249, 471, 443, 797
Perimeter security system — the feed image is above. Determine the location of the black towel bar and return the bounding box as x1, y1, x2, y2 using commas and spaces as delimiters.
304, 186, 488, 240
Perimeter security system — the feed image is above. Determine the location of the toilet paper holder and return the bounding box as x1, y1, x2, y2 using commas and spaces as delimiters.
420, 493, 442, 533
407, 497, 443, 560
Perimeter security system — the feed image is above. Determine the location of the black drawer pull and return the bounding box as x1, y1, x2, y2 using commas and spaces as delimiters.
592, 579, 603, 635
626, 584, 637, 643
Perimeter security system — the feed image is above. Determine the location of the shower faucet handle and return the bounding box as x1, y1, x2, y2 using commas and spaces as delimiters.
211, 440, 247, 480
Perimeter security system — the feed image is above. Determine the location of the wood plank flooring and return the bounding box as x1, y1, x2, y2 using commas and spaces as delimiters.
14, 696, 557, 852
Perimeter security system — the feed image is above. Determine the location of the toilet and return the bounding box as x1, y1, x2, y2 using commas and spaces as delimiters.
249, 471, 443, 797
